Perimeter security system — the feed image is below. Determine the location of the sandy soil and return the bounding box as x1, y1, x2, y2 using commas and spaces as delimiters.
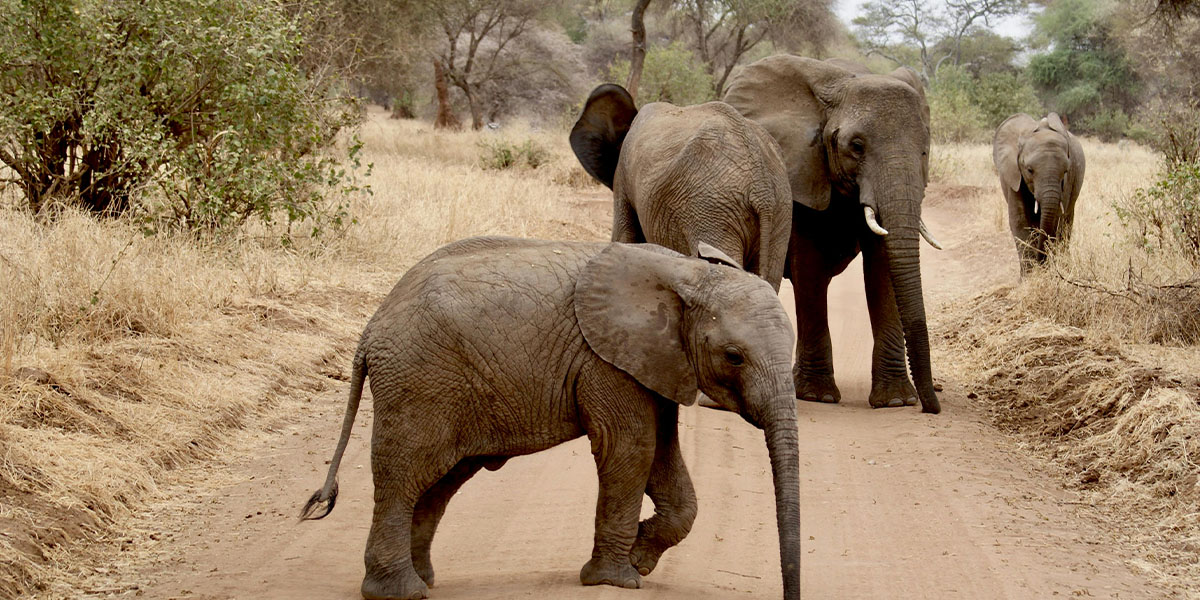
74, 185, 1171, 599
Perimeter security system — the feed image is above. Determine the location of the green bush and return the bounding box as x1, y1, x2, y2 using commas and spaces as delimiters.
0, 0, 365, 234
972, 71, 1044, 129
478, 138, 550, 170
1081, 108, 1131, 142
1116, 161, 1200, 265
928, 66, 988, 143
607, 42, 714, 107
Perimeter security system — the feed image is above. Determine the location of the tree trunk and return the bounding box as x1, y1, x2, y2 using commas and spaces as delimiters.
433, 60, 461, 131
626, 0, 652, 101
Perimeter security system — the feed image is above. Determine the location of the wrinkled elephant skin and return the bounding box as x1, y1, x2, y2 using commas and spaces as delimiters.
301, 237, 802, 600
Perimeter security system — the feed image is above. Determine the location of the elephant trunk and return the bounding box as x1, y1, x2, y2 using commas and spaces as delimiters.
761, 396, 801, 600
1036, 179, 1064, 243
879, 187, 940, 414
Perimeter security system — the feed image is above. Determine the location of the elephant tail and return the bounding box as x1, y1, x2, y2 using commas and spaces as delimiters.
300, 347, 367, 521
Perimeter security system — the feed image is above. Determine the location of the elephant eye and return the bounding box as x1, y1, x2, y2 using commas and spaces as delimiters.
849, 138, 865, 153
723, 345, 745, 366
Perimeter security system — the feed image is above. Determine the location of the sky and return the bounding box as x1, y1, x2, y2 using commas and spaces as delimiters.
834, 0, 1036, 40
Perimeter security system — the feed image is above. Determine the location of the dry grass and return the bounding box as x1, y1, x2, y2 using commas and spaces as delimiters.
0, 107, 607, 597
932, 136, 1200, 593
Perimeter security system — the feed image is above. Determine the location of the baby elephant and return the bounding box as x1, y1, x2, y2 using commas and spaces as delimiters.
301, 237, 801, 600
570, 84, 792, 291
993, 112, 1086, 275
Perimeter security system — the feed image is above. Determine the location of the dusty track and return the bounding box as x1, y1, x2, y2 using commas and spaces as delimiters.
86, 186, 1167, 599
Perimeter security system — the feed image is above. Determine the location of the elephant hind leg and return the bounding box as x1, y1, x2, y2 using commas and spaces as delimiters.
411, 457, 495, 587
630, 403, 696, 576
363, 451, 460, 600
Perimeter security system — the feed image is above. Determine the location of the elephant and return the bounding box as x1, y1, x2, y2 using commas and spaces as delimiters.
722, 55, 942, 414
992, 113, 1086, 275
300, 236, 801, 600
569, 84, 793, 291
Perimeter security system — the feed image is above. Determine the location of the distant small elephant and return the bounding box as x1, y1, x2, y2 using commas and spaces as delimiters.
301, 237, 801, 600
570, 84, 792, 290
992, 113, 1086, 275
723, 55, 941, 413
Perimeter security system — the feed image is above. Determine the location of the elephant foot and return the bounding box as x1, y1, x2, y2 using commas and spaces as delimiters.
796, 372, 840, 404
629, 536, 669, 576
869, 377, 918, 408
580, 556, 642, 589
413, 559, 435, 588
361, 569, 429, 600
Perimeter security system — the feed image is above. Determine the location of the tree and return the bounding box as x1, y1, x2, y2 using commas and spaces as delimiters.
432, 0, 542, 130
627, 0, 653, 99
673, 0, 836, 96
853, 0, 1026, 83
0, 0, 361, 228
608, 42, 715, 106
1026, 0, 1139, 138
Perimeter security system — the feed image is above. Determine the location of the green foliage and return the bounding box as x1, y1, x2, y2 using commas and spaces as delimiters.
1026, 0, 1139, 139
928, 65, 988, 143
477, 138, 550, 170
0, 0, 365, 234
1116, 161, 1200, 265
972, 71, 1044, 129
608, 42, 715, 107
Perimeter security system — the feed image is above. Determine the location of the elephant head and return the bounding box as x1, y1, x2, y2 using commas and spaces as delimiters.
994, 113, 1086, 243
575, 243, 801, 598
723, 55, 940, 414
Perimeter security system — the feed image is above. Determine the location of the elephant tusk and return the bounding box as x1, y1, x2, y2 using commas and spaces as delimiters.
919, 220, 943, 250
864, 206, 889, 236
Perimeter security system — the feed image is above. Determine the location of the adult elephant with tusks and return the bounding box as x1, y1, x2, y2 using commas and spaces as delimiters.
300, 237, 801, 600
723, 55, 942, 414
569, 83, 792, 291
992, 112, 1086, 275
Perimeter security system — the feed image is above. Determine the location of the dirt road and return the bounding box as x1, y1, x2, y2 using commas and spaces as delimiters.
93, 186, 1166, 599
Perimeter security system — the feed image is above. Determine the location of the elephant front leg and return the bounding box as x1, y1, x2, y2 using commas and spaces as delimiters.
629, 403, 697, 576
579, 396, 656, 589
862, 237, 917, 408
1007, 190, 1041, 276
791, 256, 840, 403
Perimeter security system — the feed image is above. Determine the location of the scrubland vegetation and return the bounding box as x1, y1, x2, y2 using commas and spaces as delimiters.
3, 0, 1200, 596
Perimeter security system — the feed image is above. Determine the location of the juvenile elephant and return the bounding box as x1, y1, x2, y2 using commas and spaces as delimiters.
723, 55, 942, 413
570, 84, 792, 290
992, 113, 1086, 275
301, 237, 801, 600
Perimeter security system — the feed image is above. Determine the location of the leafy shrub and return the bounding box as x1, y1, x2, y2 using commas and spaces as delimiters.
1116, 161, 1200, 264
0, 0, 364, 234
928, 65, 988, 143
972, 71, 1044, 129
1081, 108, 1132, 142
1138, 98, 1200, 166
607, 42, 715, 107
478, 138, 551, 170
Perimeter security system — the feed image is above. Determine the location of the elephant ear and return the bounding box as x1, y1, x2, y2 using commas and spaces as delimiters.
575, 244, 700, 405
1065, 132, 1086, 209
570, 84, 638, 189
1046, 112, 1067, 134
724, 55, 852, 211
993, 114, 1034, 193
696, 241, 742, 270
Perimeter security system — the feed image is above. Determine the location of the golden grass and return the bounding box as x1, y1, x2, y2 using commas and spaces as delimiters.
0, 107, 608, 597
932, 136, 1200, 593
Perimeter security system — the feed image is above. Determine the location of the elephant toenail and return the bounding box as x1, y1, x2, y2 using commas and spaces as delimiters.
888, 398, 904, 407
638, 567, 650, 576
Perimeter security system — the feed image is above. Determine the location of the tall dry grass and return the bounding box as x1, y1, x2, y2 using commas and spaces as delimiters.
932, 135, 1200, 594
0, 107, 607, 597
